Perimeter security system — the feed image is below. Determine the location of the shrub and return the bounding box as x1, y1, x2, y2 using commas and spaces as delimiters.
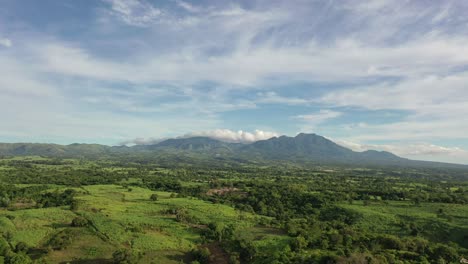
112, 248, 141, 264
71, 216, 89, 227
7, 252, 32, 264
48, 230, 73, 250
192, 247, 211, 263
14, 242, 28, 253
377, 235, 404, 250
291, 236, 308, 251
150, 194, 158, 201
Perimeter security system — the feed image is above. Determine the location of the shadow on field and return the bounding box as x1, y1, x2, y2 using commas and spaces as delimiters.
48, 222, 71, 228
28, 248, 48, 260
166, 251, 192, 263
60, 259, 113, 264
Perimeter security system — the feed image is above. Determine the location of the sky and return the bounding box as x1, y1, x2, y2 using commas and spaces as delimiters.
1, 0, 468, 164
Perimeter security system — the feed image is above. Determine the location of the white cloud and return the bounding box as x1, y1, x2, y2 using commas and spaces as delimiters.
103, 0, 162, 27
119, 137, 167, 146
19, 34, 468, 89
320, 73, 468, 114
256, 92, 309, 105
185, 129, 278, 143
334, 139, 468, 164
294, 110, 342, 124
175, 0, 200, 13
120, 129, 279, 145
0, 38, 12, 47
11, 0, 468, 89
37, 44, 129, 81
319, 72, 468, 142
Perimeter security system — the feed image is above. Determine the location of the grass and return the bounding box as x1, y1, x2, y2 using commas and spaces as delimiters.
0, 207, 76, 247
0, 184, 284, 263
76, 185, 258, 249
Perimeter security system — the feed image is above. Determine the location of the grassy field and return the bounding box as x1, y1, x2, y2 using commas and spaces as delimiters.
0, 184, 286, 263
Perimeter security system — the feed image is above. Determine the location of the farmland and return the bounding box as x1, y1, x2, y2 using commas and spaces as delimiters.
0, 156, 467, 263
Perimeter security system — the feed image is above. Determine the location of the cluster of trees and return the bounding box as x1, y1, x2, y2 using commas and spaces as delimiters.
186, 180, 466, 263
194, 215, 463, 264
0, 234, 35, 264
0, 184, 76, 209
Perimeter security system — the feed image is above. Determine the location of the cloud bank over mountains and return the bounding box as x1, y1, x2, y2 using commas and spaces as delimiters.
185, 129, 278, 143
121, 129, 278, 145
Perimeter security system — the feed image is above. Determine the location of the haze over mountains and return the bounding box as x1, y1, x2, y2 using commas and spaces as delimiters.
1, 133, 467, 169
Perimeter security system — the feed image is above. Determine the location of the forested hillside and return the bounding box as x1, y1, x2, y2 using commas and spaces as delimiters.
1, 134, 466, 170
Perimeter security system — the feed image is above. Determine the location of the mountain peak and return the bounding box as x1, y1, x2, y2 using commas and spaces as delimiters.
244, 132, 353, 160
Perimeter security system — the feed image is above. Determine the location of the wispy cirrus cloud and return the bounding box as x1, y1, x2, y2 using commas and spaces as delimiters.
295, 110, 342, 123
175, 0, 201, 13
256, 92, 310, 105
319, 72, 468, 143
103, 0, 162, 27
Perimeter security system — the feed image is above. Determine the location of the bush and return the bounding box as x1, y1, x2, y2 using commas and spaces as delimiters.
0, 238, 10, 255
192, 247, 211, 263
150, 194, 158, 201
430, 244, 458, 263
71, 216, 89, 227
14, 242, 28, 253
0, 197, 10, 208
291, 236, 308, 251
112, 248, 141, 264
377, 235, 404, 250
319, 206, 361, 225
7, 252, 32, 264
48, 230, 73, 250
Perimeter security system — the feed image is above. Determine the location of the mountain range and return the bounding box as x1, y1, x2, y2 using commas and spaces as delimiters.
0, 133, 466, 169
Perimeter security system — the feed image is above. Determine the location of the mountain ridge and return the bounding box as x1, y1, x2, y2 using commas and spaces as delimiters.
0, 134, 466, 168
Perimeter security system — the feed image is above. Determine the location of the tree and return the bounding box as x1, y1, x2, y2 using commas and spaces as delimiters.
112, 248, 141, 264
0, 237, 11, 256
291, 236, 308, 251
0, 197, 10, 208
150, 193, 159, 201
191, 247, 211, 263
14, 242, 28, 253
71, 216, 89, 227
7, 253, 33, 264
48, 230, 73, 250
70, 200, 81, 211
431, 244, 458, 263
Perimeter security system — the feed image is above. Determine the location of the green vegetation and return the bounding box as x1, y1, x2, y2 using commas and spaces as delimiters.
0, 156, 467, 263
2, 134, 468, 171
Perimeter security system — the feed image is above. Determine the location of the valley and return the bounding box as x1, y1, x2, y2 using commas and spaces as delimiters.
0, 155, 466, 263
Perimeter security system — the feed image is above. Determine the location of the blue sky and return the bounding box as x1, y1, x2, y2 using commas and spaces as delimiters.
1, 0, 468, 164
